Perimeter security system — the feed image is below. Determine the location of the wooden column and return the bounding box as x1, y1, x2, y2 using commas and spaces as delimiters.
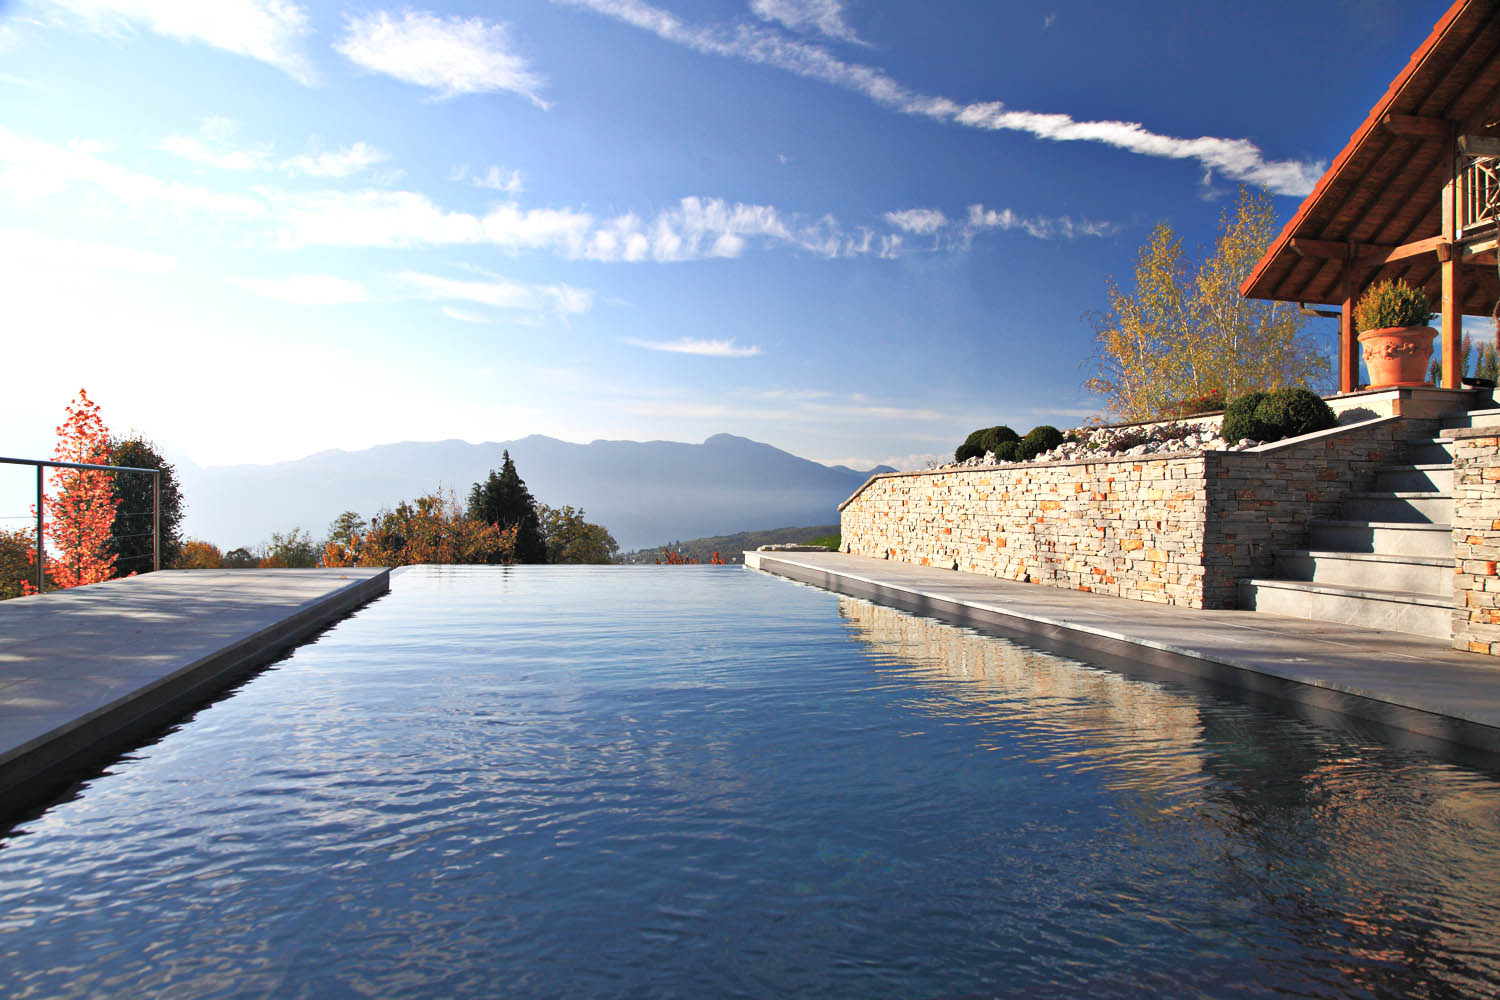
1441, 254, 1462, 387
1442, 129, 1462, 388
1340, 295, 1357, 393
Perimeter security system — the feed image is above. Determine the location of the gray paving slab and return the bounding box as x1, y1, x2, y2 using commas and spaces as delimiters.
0, 568, 389, 822
746, 550, 1500, 757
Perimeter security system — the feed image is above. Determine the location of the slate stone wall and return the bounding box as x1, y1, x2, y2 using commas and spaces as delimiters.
840, 418, 1406, 610
1451, 431, 1500, 654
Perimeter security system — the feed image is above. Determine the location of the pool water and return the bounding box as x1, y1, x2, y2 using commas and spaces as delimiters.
3, 565, 1500, 997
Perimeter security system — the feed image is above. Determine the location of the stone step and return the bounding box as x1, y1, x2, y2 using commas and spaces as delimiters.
1272, 549, 1452, 596
1238, 578, 1451, 639
1341, 492, 1453, 524
1372, 464, 1453, 493
1441, 407, 1500, 431
1307, 520, 1452, 557
1406, 438, 1456, 464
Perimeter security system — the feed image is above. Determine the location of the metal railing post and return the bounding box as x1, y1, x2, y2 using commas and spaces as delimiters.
35, 464, 44, 594
152, 471, 160, 572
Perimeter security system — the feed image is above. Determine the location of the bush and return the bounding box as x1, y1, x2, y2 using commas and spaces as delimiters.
993, 440, 1020, 462
1018, 425, 1063, 460
954, 425, 1020, 463
1353, 278, 1433, 332
808, 533, 840, 551
1221, 391, 1271, 443
1222, 387, 1335, 445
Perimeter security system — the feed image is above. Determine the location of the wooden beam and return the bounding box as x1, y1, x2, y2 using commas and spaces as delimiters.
1383, 113, 1449, 138
1288, 235, 1449, 266
1289, 238, 1352, 259
1340, 295, 1357, 394
1459, 134, 1500, 158
1376, 234, 1450, 265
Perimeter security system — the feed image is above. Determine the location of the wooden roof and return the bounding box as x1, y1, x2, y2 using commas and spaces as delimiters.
1241, 0, 1500, 313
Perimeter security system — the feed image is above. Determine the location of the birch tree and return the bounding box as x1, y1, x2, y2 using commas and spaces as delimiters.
1087, 188, 1328, 421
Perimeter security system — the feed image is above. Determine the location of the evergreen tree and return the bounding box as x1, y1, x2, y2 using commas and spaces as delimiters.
107, 435, 185, 575
467, 450, 547, 563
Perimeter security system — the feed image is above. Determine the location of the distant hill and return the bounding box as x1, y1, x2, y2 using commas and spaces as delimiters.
174, 435, 890, 552
618, 524, 840, 564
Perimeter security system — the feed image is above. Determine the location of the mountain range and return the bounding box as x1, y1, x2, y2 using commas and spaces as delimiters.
173, 434, 893, 552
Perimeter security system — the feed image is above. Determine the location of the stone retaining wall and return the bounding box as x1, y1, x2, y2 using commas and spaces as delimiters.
840, 417, 1406, 610
1451, 430, 1500, 654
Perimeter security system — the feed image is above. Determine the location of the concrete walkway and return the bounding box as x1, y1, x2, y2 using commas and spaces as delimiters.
0, 568, 389, 823
747, 550, 1500, 759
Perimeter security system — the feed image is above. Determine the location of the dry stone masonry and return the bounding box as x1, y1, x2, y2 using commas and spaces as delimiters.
841, 418, 1408, 610
1451, 430, 1500, 654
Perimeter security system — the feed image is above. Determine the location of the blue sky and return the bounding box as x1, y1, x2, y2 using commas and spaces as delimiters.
0, 0, 1448, 478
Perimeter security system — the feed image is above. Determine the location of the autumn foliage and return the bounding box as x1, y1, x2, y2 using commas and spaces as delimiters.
28, 389, 118, 592
322, 491, 518, 568
655, 548, 727, 565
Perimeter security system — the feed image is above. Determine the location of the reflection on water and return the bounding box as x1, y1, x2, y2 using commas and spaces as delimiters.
837, 595, 1500, 997
1, 566, 1498, 998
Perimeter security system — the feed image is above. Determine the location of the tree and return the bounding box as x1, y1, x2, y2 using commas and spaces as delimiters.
223, 547, 258, 568
467, 450, 547, 563
327, 510, 367, 549
1087, 188, 1329, 421
259, 528, 319, 568
538, 504, 619, 564
35, 389, 117, 590
106, 435, 185, 576
1, 527, 45, 600
325, 490, 516, 567
174, 539, 223, 569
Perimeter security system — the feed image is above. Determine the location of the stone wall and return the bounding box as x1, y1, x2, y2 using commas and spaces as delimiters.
1451, 430, 1500, 654
840, 417, 1406, 610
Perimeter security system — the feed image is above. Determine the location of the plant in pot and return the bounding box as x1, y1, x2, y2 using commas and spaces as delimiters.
1353, 278, 1437, 388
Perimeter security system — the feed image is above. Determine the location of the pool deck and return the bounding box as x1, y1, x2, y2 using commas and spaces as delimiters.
0, 568, 389, 824
746, 550, 1500, 759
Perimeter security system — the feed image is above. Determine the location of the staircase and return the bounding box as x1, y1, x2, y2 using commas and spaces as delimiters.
1236, 410, 1500, 639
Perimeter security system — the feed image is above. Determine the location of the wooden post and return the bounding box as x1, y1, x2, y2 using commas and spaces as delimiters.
1442, 255, 1461, 387
1340, 295, 1357, 393
1442, 126, 1462, 388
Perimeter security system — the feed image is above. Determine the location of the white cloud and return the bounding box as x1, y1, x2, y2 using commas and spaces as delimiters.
884, 208, 946, 235
556, 0, 1322, 195
335, 10, 547, 105
41, 0, 315, 83
471, 164, 524, 195
398, 271, 594, 315
281, 141, 386, 178
235, 273, 371, 305
442, 306, 491, 324
750, 0, 865, 45
622, 336, 762, 357
159, 117, 271, 170
0, 123, 265, 217
964, 202, 1118, 240
0, 228, 177, 274
274, 189, 485, 247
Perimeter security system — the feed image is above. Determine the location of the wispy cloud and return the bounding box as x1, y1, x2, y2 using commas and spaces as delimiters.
622, 336, 762, 357
884, 208, 946, 235
281, 141, 386, 178
41, 0, 315, 83
159, 117, 270, 170
554, 0, 1322, 195
442, 306, 492, 324
335, 10, 547, 105
236, 273, 372, 305
470, 164, 524, 195
0, 123, 265, 216
964, 203, 1118, 240
398, 271, 593, 315
750, 0, 865, 45
0, 228, 177, 274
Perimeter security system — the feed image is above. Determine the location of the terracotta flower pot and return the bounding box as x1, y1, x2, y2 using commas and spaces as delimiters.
1357, 325, 1437, 388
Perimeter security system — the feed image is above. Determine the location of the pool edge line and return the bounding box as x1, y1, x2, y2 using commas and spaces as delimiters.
0, 569, 391, 828
746, 551, 1500, 762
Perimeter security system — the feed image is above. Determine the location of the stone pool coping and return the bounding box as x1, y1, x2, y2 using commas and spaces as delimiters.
0, 568, 389, 826
746, 549, 1500, 762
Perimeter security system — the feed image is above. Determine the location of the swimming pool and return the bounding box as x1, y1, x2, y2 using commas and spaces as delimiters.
3, 565, 1499, 996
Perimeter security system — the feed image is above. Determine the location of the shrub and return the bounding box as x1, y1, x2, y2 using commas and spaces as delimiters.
1018, 425, 1063, 460
1353, 278, 1433, 332
993, 440, 1020, 462
1222, 387, 1335, 444
1221, 391, 1271, 443
954, 425, 1019, 463
1162, 388, 1227, 419
808, 533, 840, 551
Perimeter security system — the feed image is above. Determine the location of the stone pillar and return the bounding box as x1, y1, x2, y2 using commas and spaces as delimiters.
1451, 428, 1500, 654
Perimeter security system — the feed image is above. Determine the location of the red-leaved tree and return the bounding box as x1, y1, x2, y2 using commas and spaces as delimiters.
28, 389, 118, 590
